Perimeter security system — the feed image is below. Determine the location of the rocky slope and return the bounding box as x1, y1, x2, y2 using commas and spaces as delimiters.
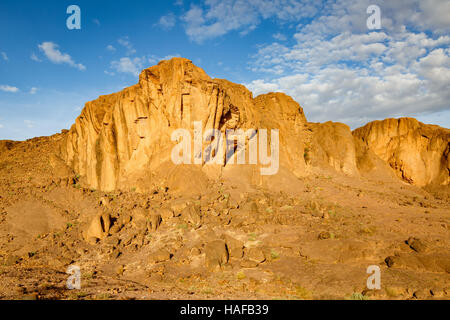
0, 131, 448, 300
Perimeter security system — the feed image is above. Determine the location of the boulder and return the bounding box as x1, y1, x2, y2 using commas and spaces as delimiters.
159, 207, 174, 221
181, 203, 202, 228
148, 211, 162, 232
406, 237, 429, 253
223, 234, 244, 258
385, 253, 450, 273
84, 212, 111, 241
204, 240, 229, 271
148, 249, 172, 264
245, 247, 265, 263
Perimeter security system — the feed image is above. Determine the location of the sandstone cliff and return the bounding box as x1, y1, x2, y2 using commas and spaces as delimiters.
353, 118, 450, 186
308, 121, 359, 176
60, 58, 449, 192
60, 58, 308, 192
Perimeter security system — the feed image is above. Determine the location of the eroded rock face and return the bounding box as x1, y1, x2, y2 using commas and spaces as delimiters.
60, 58, 308, 192
353, 118, 450, 186
59, 58, 448, 191
309, 121, 359, 176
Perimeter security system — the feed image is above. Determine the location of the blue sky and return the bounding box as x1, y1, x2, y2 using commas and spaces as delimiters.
0, 0, 449, 140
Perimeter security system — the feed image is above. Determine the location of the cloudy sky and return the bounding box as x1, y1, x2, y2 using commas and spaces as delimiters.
0, 0, 449, 140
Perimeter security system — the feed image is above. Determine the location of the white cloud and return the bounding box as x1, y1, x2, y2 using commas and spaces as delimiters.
0, 124, 3, 129
29, 87, 38, 94
182, 0, 320, 42
160, 54, 181, 61
24, 120, 35, 128
110, 57, 144, 76
157, 13, 176, 30
0, 85, 19, 93
106, 45, 116, 52
117, 36, 136, 55
1, 52, 8, 61
146, 54, 182, 65
30, 53, 42, 62
273, 33, 287, 41
247, 42, 450, 128
107, 53, 182, 77
293, 0, 450, 39
244, 0, 450, 128
180, 0, 450, 43
38, 42, 86, 71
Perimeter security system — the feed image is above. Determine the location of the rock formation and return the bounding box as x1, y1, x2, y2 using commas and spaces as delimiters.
60, 58, 449, 191
353, 118, 450, 186
308, 121, 359, 176
60, 58, 308, 192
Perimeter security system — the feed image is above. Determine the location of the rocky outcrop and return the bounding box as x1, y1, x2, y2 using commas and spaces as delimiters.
308, 121, 359, 176
60, 58, 308, 192
84, 212, 111, 242
60, 58, 448, 191
353, 118, 450, 186
0, 140, 18, 153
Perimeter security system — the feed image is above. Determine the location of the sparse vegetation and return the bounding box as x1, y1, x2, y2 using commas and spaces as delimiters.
95, 293, 113, 300
177, 223, 188, 230
270, 249, 280, 260
202, 288, 214, 295
349, 293, 370, 300
294, 285, 313, 300
303, 146, 311, 163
